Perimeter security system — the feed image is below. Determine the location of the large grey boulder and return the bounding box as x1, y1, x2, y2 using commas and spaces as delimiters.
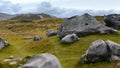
104, 14, 120, 29
81, 40, 110, 63
19, 53, 61, 68
58, 13, 118, 39
0, 38, 9, 50
46, 30, 57, 37
81, 40, 120, 63
61, 34, 79, 44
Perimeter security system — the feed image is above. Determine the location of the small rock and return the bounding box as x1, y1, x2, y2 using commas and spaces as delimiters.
0, 38, 9, 50
23, 36, 33, 39
4, 41, 9, 46
46, 30, 57, 37
33, 35, 43, 41
8, 55, 14, 59
14, 58, 23, 61
109, 55, 120, 62
3, 59, 12, 62
61, 34, 79, 44
9, 61, 17, 65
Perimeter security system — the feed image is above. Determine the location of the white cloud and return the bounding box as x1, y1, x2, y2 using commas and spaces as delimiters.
0, 0, 21, 14
0, 0, 120, 17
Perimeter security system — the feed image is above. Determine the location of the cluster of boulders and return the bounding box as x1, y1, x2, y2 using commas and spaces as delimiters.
81, 40, 120, 63
44, 13, 120, 44
19, 53, 61, 68
2, 13, 120, 67
56, 13, 118, 44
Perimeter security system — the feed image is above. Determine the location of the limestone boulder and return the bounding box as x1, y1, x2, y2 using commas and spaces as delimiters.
58, 13, 118, 39
19, 53, 61, 68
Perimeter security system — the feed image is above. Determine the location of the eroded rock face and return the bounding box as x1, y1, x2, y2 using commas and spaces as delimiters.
0, 38, 9, 50
104, 14, 120, 29
19, 53, 61, 68
46, 30, 57, 37
58, 13, 118, 39
61, 34, 79, 44
81, 40, 120, 63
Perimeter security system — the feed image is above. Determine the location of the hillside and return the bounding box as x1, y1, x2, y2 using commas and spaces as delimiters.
10, 13, 56, 21
0, 16, 120, 68
0, 13, 15, 20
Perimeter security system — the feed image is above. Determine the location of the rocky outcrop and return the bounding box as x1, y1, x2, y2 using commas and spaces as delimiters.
104, 14, 120, 29
46, 30, 57, 37
61, 34, 79, 44
19, 53, 61, 68
80, 40, 120, 63
58, 13, 118, 39
0, 38, 9, 50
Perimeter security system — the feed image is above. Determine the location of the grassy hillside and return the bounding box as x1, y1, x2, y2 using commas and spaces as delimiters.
0, 16, 120, 68
10, 13, 55, 21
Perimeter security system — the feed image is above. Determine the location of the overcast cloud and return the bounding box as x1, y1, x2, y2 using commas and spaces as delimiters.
0, 0, 120, 17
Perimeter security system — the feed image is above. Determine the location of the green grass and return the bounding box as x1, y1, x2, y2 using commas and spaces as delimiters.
1, 33, 120, 68
95, 16, 104, 22
0, 17, 120, 68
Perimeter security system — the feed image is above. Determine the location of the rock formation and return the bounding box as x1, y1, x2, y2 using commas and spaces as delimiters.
81, 40, 120, 63
58, 13, 118, 39
104, 14, 120, 29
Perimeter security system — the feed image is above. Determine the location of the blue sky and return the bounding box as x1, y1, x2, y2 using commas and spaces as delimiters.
1, 0, 120, 17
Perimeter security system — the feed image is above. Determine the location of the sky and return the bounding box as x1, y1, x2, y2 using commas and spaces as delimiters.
0, 0, 120, 17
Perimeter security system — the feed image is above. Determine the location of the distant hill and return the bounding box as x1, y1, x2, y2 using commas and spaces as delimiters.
0, 13, 15, 20
10, 13, 56, 20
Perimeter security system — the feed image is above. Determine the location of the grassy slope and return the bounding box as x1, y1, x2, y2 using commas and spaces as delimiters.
0, 17, 120, 68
